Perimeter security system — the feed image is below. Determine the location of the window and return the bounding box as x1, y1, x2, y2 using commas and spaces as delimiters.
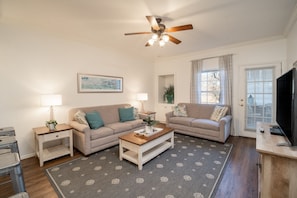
191, 55, 232, 105
201, 70, 220, 104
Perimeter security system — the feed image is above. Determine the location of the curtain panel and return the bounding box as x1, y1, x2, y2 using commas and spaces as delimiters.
219, 54, 233, 106
190, 59, 203, 103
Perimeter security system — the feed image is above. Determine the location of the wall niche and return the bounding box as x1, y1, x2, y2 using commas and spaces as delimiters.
158, 74, 174, 104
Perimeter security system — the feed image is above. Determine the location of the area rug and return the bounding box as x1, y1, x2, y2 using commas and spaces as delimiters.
46, 134, 232, 198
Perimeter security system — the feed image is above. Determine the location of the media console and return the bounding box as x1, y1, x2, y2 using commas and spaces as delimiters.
256, 122, 297, 198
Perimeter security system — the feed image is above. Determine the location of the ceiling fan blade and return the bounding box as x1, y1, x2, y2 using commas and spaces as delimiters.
124, 32, 152, 36
146, 16, 160, 31
166, 24, 193, 32
145, 42, 151, 47
168, 34, 181, 44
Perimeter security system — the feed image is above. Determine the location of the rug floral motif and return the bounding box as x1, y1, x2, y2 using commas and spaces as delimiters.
46, 134, 232, 198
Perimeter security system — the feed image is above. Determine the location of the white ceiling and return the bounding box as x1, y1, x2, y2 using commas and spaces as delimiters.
1, 0, 297, 60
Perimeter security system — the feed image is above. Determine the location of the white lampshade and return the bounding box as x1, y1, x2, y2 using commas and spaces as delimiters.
41, 94, 62, 106
137, 93, 148, 113
136, 93, 148, 101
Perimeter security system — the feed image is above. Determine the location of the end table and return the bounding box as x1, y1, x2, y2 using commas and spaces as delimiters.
138, 111, 156, 120
33, 123, 73, 167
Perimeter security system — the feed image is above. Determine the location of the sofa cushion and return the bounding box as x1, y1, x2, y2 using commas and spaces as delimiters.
191, 119, 220, 131
119, 107, 135, 122
106, 122, 132, 134
73, 110, 88, 125
90, 127, 114, 140
168, 117, 195, 126
172, 104, 188, 117
210, 106, 228, 122
124, 119, 144, 128
85, 111, 104, 129
181, 103, 216, 119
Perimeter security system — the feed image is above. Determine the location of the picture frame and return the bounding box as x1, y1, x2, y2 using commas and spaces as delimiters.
77, 73, 123, 93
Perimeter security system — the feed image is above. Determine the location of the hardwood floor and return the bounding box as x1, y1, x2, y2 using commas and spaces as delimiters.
214, 136, 258, 198
0, 136, 257, 198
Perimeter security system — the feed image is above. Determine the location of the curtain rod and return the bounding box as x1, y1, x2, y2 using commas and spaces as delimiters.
191, 54, 234, 62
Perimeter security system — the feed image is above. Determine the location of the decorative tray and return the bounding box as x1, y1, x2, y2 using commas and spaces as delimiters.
134, 127, 163, 137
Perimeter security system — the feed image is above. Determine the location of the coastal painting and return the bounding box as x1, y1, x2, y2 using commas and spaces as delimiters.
77, 73, 123, 93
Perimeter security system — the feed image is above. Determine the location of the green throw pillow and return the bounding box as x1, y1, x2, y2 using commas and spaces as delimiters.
85, 111, 104, 129
119, 107, 135, 122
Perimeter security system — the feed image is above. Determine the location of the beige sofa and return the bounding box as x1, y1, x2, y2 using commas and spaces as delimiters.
69, 104, 144, 155
166, 103, 232, 143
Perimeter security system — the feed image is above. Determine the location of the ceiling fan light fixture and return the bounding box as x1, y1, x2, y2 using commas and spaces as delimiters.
148, 38, 155, 46
159, 39, 165, 47
124, 16, 193, 47
152, 33, 158, 40
162, 34, 169, 42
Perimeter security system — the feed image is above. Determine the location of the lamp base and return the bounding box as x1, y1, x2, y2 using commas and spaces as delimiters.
140, 101, 145, 113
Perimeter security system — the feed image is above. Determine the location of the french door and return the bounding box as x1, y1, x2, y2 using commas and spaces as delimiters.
238, 63, 281, 138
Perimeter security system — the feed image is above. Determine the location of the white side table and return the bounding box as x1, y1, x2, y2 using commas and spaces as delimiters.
33, 124, 73, 167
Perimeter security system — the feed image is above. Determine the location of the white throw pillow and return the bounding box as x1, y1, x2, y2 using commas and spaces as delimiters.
74, 110, 88, 125
172, 104, 188, 117
210, 106, 228, 122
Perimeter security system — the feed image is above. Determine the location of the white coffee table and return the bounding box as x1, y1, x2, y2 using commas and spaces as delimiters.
119, 127, 174, 170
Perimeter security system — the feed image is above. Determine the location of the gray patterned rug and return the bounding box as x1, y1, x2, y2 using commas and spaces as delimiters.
46, 134, 232, 198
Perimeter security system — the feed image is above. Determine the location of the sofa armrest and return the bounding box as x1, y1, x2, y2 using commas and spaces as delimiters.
69, 121, 90, 133
219, 115, 232, 142
165, 111, 174, 124
219, 115, 232, 126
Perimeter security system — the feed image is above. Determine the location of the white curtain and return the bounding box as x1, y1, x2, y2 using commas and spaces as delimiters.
219, 54, 234, 135
190, 59, 203, 103
219, 54, 233, 105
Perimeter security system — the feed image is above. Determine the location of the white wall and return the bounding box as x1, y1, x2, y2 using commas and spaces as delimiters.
287, 19, 297, 67
154, 38, 287, 135
0, 23, 154, 159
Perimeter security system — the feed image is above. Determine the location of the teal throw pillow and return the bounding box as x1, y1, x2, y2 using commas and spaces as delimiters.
119, 107, 135, 122
85, 111, 104, 129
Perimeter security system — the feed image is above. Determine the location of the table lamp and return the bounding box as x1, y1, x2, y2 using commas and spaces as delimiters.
137, 93, 148, 113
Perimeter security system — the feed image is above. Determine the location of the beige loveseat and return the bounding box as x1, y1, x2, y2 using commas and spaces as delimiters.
166, 103, 232, 143
69, 104, 144, 155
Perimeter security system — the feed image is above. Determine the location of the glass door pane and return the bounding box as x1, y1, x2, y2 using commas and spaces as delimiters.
245, 68, 274, 130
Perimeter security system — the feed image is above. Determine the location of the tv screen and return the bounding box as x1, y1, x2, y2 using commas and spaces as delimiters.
276, 68, 297, 146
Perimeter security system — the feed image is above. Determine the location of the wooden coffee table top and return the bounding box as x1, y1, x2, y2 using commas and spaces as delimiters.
119, 127, 174, 146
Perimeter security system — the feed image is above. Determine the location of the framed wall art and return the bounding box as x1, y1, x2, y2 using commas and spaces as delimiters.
77, 73, 123, 93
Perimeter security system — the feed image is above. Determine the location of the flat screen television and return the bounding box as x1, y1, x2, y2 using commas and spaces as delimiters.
276, 67, 297, 146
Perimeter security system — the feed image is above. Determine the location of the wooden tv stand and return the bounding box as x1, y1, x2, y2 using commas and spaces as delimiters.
256, 122, 297, 198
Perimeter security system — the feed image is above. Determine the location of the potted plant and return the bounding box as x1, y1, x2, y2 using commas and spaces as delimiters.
163, 85, 174, 104
46, 120, 58, 131
143, 116, 157, 133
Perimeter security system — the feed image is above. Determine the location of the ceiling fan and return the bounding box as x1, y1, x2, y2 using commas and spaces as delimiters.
124, 16, 193, 47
